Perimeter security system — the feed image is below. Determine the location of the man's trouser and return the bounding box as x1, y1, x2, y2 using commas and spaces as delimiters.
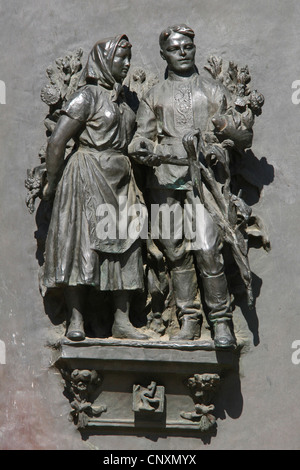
147, 188, 232, 325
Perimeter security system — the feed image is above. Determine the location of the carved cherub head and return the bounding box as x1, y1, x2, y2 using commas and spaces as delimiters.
71, 369, 100, 394
187, 373, 220, 392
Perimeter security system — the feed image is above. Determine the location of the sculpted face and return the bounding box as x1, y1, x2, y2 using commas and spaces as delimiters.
160, 32, 196, 75
111, 45, 131, 83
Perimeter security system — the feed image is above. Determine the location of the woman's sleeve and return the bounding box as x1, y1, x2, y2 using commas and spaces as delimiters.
61, 86, 97, 123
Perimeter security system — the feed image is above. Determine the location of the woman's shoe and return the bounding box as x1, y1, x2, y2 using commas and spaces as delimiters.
112, 320, 148, 340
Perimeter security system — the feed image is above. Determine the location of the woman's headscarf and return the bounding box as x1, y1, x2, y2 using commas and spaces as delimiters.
77, 34, 131, 101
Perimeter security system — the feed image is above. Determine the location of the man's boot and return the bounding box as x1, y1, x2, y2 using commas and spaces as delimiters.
169, 269, 202, 341
201, 271, 236, 349
213, 319, 236, 349
170, 314, 200, 341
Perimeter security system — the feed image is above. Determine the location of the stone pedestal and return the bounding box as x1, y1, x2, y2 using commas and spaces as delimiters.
53, 338, 240, 438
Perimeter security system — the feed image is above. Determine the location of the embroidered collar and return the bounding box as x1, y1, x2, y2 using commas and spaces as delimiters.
167, 69, 198, 82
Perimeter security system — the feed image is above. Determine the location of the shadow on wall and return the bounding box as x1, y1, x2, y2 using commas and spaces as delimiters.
214, 363, 244, 424
225, 148, 274, 348
231, 149, 275, 206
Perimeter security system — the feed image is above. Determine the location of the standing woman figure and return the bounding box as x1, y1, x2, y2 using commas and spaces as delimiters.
42, 35, 147, 341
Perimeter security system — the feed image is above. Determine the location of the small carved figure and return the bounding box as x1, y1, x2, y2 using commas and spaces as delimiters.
133, 382, 165, 413
41, 36, 148, 342
139, 381, 160, 411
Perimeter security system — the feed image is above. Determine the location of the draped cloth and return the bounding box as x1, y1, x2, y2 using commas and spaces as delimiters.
43, 36, 145, 291
77, 34, 130, 101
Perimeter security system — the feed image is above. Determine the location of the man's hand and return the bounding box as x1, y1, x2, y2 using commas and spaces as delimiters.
137, 154, 162, 167
132, 141, 161, 167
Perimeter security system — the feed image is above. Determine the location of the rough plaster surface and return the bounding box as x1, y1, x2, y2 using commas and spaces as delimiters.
0, 0, 300, 450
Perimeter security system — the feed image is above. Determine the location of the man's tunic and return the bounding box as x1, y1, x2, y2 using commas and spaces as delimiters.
129, 69, 229, 190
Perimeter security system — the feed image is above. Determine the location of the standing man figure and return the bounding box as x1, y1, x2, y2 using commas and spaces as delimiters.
128, 25, 253, 347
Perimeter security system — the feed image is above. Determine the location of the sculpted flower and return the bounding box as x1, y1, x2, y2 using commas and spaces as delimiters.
40, 84, 61, 106
249, 90, 265, 116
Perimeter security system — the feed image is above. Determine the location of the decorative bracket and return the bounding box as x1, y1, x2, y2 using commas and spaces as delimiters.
180, 373, 220, 432
61, 368, 107, 429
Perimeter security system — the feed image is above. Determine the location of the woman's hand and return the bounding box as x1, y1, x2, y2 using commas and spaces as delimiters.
42, 180, 57, 200
44, 115, 84, 201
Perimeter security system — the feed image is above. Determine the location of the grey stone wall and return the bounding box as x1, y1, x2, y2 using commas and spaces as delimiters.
0, 0, 300, 450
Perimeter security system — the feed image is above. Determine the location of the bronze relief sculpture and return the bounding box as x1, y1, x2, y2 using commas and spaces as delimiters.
26, 25, 269, 435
